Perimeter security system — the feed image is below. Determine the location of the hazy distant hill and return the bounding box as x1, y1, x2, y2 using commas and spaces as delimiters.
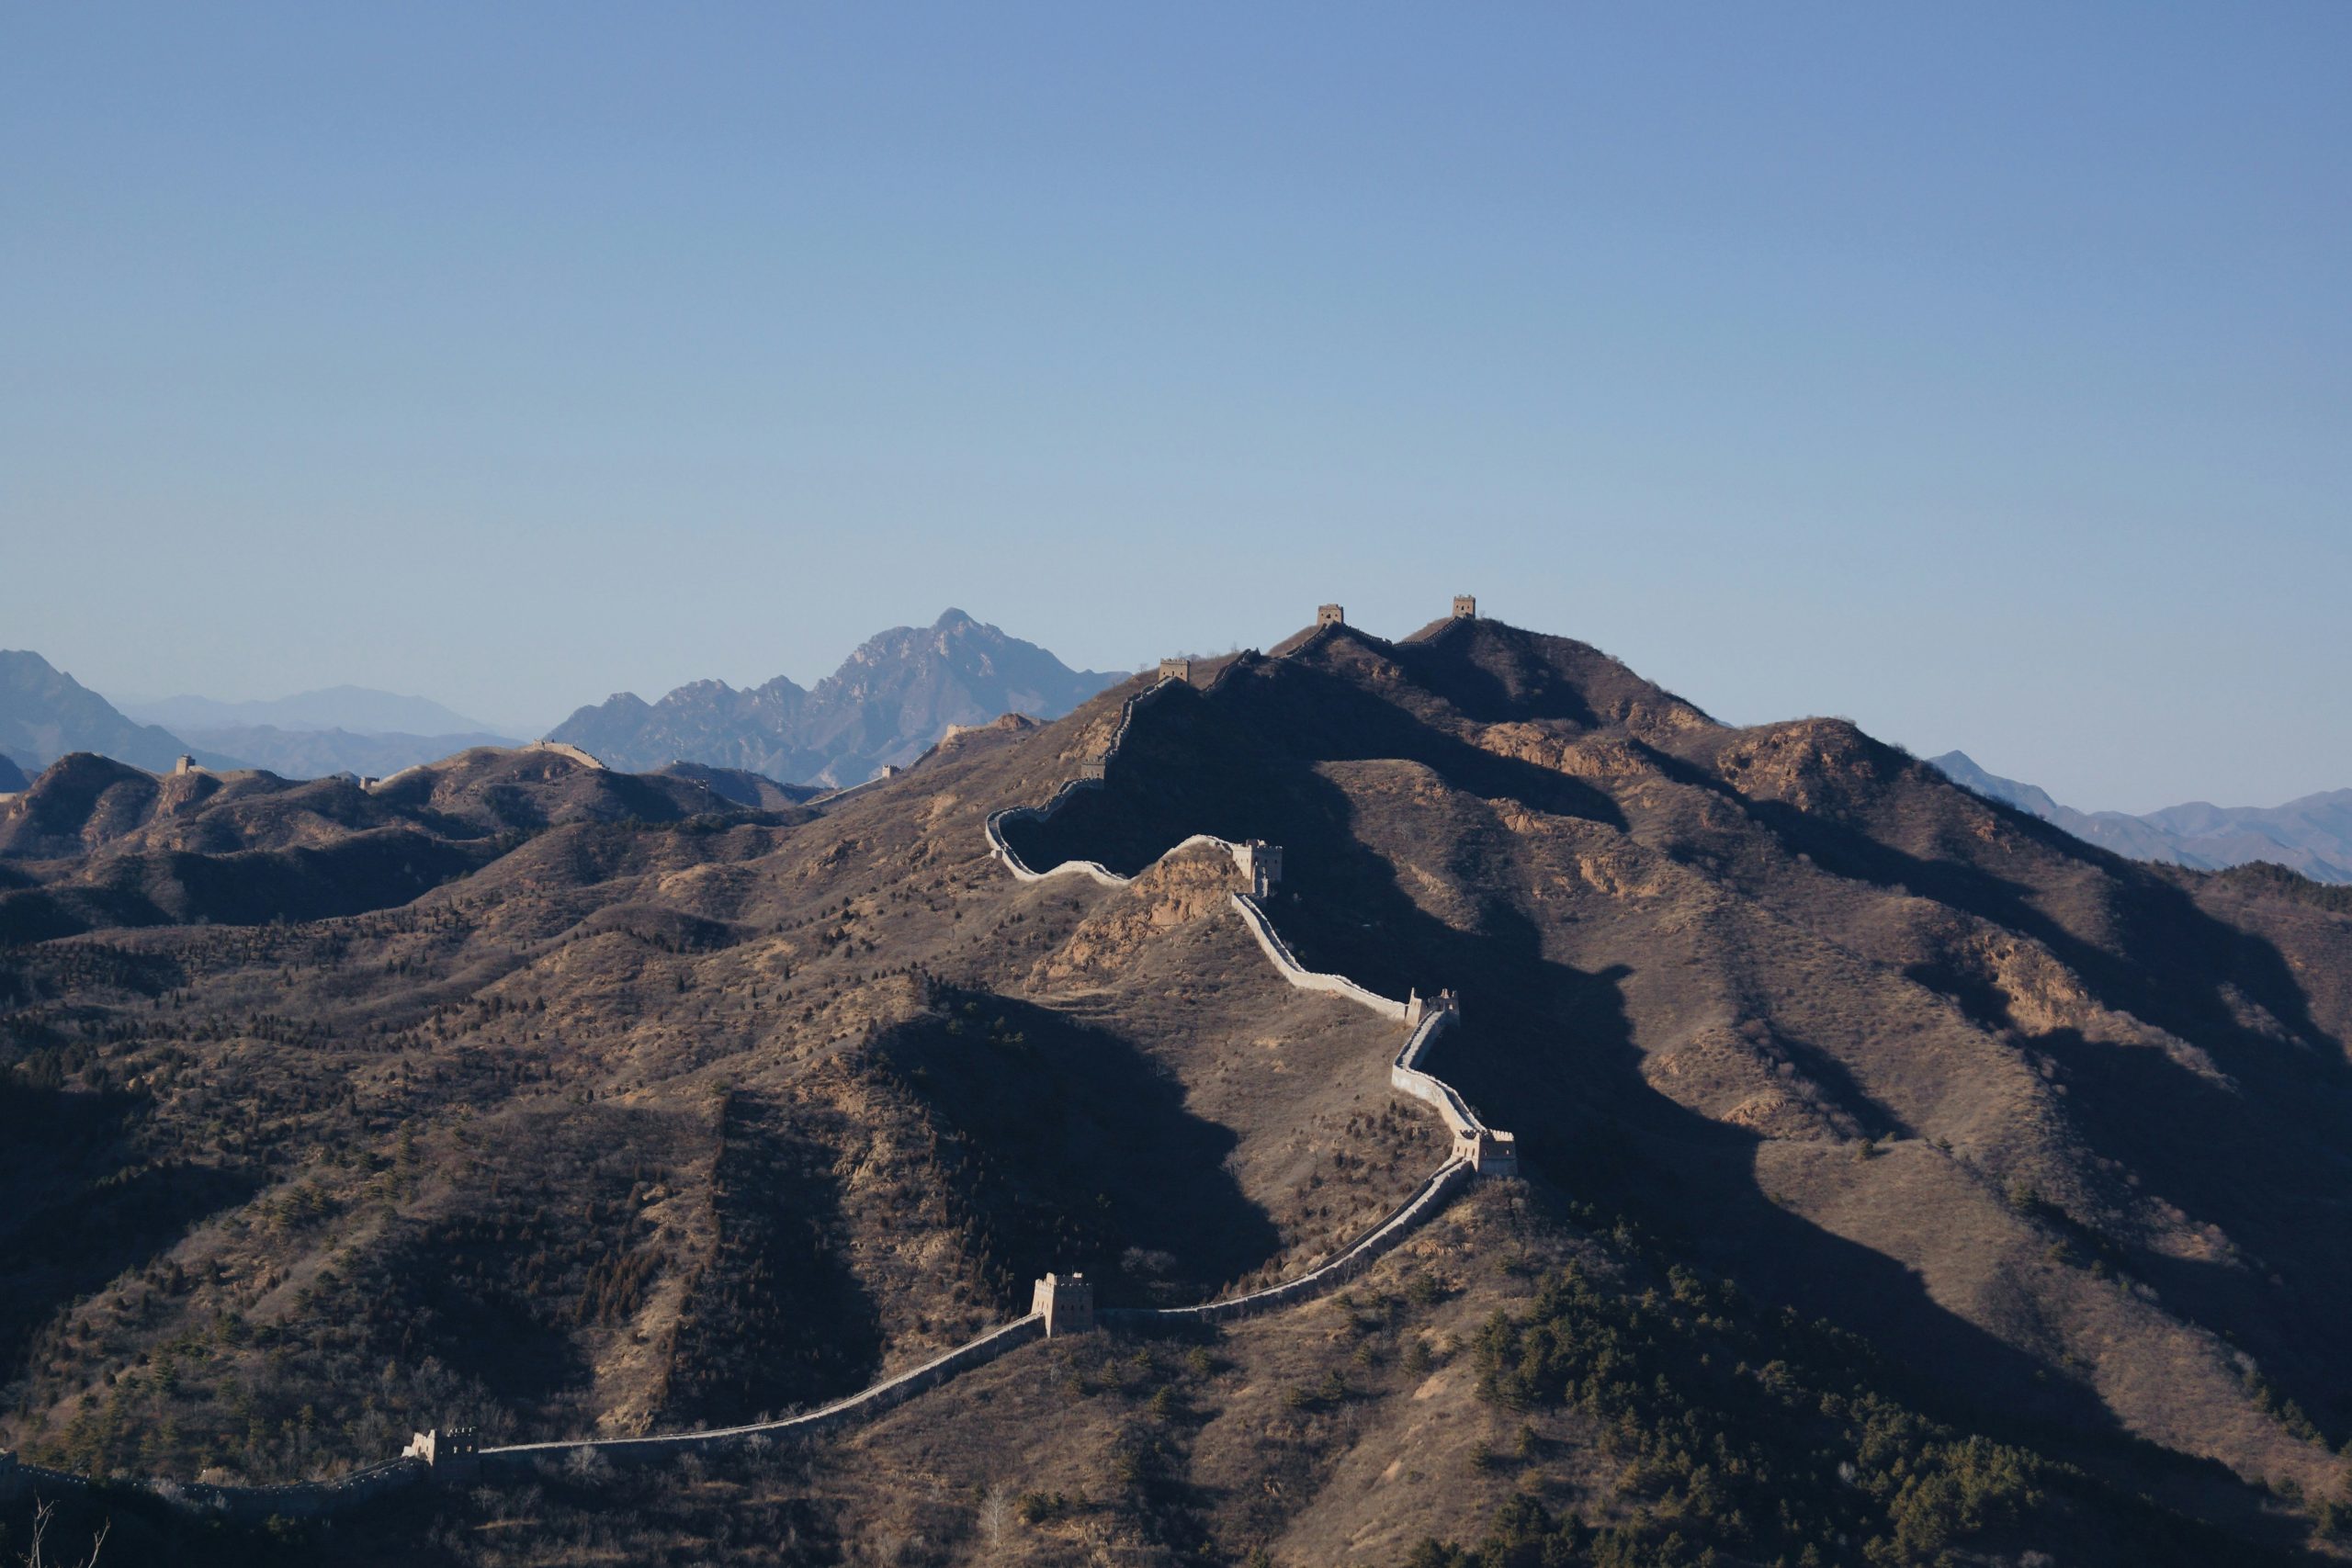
163, 724, 523, 781
0, 752, 26, 793
110, 687, 523, 779
0, 649, 236, 773
119, 684, 500, 737
1931, 750, 2352, 883
548, 608, 1125, 784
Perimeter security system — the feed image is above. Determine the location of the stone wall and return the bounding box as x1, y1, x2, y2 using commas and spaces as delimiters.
1101, 1157, 1475, 1328
0, 1448, 428, 1525
522, 739, 607, 770
478, 1314, 1048, 1475
1226, 892, 1409, 1022
807, 762, 907, 810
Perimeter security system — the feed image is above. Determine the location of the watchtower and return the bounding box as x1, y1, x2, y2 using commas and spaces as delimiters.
1079, 758, 1109, 783
1404, 987, 1462, 1029
1234, 840, 1283, 898
405, 1426, 481, 1481
1031, 1272, 1096, 1337
1159, 657, 1193, 684
1453, 594, 1476, 619
173, 755, 198, 775
1317, 604, 1345, 627
1465, 1128, 1519, 1178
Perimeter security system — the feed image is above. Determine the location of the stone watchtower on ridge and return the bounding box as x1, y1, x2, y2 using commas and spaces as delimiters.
1031, 1272, 1095, 1336
1317, 604, 1345, 627
1404, 987, 1462, 1029
1453, 594, 1476, 619
404, 1426, 481, 1481
1159, 657, 1193, 683
1235, 840, 1283, 898
1466, 1128, 1519, 1177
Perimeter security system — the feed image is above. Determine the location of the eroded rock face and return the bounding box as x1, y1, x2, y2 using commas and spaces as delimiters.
1042, 843, 1243, 982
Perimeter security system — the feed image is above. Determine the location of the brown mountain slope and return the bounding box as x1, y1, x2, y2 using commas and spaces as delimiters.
2, 614, 2348, 1563
1006, 619, 2352, 1506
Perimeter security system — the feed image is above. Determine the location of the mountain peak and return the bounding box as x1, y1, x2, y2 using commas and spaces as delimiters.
1, 649, 226, 774
546, 614, 1124, 785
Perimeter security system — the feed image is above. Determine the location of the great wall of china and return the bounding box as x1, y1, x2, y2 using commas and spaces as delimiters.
1, 599, 1515, 1523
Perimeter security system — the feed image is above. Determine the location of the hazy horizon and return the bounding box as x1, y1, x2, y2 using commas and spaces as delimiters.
6, 5, 2347, 814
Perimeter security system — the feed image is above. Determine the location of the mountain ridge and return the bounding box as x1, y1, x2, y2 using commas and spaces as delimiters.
4, 608, 2348, 1562
0, 649, 238, 774
118, 685, 501, 738
1931, 749, 2352, 883
546, 608, 1125, 785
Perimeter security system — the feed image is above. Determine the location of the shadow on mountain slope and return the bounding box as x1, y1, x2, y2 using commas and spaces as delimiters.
989, 624, 2352, 1511
870, 991, 1283, 1310
662, 1090, 886, 1427
0, 1078, 265, 1380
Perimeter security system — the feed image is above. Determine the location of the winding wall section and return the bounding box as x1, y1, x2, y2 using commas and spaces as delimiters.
8, 627, 1520, 1510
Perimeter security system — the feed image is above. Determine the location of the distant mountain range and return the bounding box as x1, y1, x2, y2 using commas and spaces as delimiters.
1, 650, 241, 775
2, 618, 1120, 792
3, 653, 521, 783
24, 639, 2346, 889
117, 684, 501, 737
111, 685, 521, 780
545, 608, 1126, 785
1929, 750, 2352, 884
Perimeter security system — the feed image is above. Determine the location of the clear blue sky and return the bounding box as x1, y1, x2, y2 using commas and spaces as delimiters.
4, 4, 2346, 812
